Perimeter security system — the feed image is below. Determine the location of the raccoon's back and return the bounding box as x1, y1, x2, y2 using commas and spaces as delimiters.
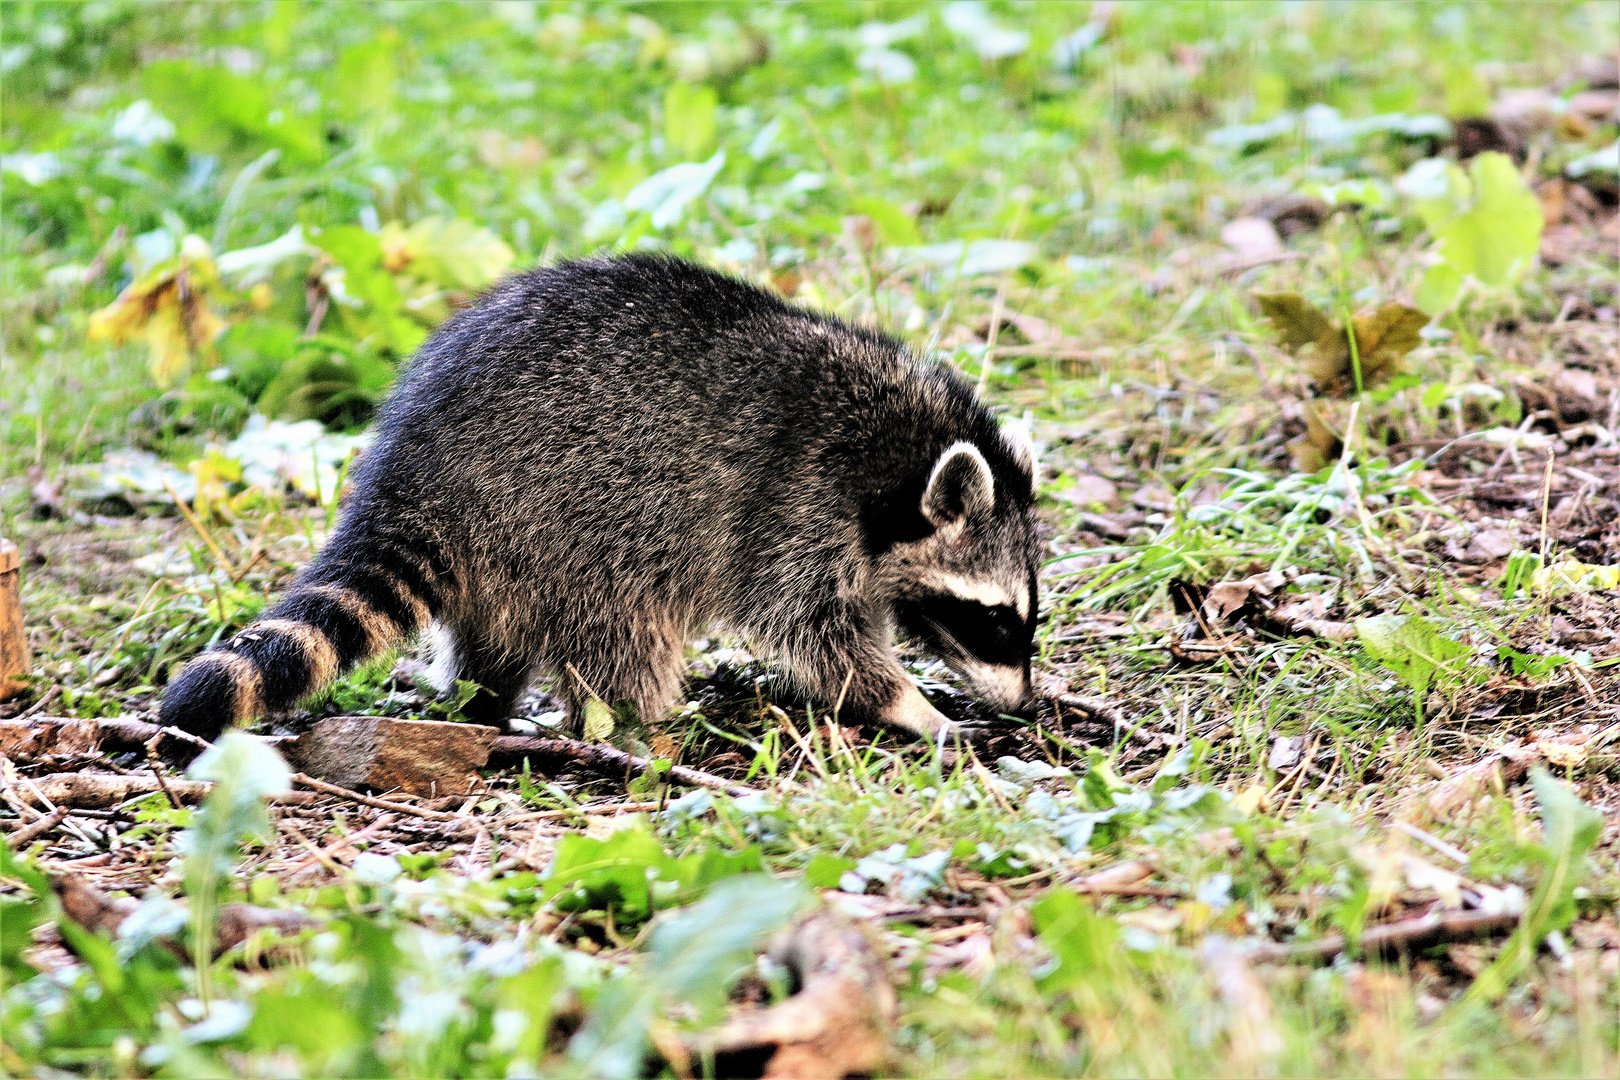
348, 256, 1009, 599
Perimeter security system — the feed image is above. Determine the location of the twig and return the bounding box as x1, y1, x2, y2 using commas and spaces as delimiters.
1037, 678, 1127, 728
5, 807, 66, 846
145, 740, 181, 810
500, 801, 664, 824
289, 772, 459, 820
14, 686, 61, 720
161, 478, 234, 577
52, 873, 314, 961
490, 736, 759, 797
1392, 820, 1470, 865
1215, 250, 1307, 277
1246, 907, 1520, 964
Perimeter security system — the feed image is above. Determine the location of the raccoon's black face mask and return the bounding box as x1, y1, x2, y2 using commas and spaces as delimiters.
888, 440, 1039, 714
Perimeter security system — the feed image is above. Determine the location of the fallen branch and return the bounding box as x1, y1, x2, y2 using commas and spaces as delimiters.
22, 772, 320, 811
6, 807, 66, 846
52, 874, 314, 961
673, 910, 897, 1080
0, 716, 212, 764
1246, 907, 1521, 965
490, 736, 758, 797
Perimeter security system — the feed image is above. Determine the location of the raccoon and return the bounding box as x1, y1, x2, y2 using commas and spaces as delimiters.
160, 254, 1040, 744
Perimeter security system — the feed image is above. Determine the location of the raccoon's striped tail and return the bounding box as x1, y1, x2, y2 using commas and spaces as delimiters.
159, 545, 438, 741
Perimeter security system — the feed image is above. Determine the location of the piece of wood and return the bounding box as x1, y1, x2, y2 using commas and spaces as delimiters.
0, 716, 215, 765
0, 718, 100, 759
5, 807, 66, 846
284, 716, 501, 797
21, 772, 320, 810
673, 911, 897, 1080
52, 874, 314, 961
0, 539, 30, 701
490, 735, 759, 797
1245, 907, 1522, 964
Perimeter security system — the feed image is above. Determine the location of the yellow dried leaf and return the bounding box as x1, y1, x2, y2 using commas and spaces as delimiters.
1231, 783, 1270, 816
143, 291, 192, 386
1348, 302, 1428, 380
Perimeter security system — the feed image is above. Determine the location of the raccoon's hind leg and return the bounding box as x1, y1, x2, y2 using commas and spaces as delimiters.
426, 624, 535, 727
555, 616, 688, 734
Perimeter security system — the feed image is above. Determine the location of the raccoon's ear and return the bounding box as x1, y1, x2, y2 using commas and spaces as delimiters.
922, 441, 995, 528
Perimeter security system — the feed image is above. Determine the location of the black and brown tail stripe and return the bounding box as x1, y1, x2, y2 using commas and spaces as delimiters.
158, 547, 444, 739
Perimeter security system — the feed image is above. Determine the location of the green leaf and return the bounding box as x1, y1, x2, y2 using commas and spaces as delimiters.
1442, 61, 1490, 117
804, 853, 857, 889
1031, 890, 1120, 994
1463, 770, 1602, 1004
384, 217, 515, 291
1415, 261, 1463, 316
583, 697, 616, 742
1499, 549, 1541, 600
1354, 614, 1471, 698
1496, 644, 1569, 679
143, 60, 325, 165
568, 876, 808, 1079
849, 196, 922, 246
1421, 382, 1452, 410
663, 82, 719, 161
1424, 152, 1543, 288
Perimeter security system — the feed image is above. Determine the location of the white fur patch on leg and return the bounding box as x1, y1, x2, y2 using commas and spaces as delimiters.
421, 622, 458, 694
880, 680, 953, 738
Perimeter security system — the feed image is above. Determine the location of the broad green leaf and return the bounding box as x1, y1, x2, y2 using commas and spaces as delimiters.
1354, 613, 1470, 698
663, 82, 719, 161
1442, 61, 1490, 117
850, 196, 922, 246
335, 31, 399, 117
1031, 890, 1120, 993
583, 696, 616, 742
143, 60, 324, 165
804, 853, 857, 888
568, 876, 808, 1079
1464, 770, 1601, 1003
1415, 261, 1463, 316
382, 217, 515, 291
1447, 153, 1543, 285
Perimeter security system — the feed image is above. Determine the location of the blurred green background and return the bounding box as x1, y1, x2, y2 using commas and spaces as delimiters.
3, 1, 1612, 486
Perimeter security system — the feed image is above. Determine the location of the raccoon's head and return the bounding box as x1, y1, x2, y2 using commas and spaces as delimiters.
881, 432, 1040, 714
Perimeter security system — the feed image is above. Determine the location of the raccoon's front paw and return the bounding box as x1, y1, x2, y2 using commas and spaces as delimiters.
934, 718, 1001, 746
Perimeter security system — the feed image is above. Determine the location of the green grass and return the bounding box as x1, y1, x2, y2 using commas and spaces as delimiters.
2, 1, 1618, 1077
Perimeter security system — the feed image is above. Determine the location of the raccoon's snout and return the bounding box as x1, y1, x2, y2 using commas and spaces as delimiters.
958, 659, 1034, 714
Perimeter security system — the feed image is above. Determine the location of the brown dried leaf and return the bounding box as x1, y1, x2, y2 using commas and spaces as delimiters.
1347, 303, 1428, 381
